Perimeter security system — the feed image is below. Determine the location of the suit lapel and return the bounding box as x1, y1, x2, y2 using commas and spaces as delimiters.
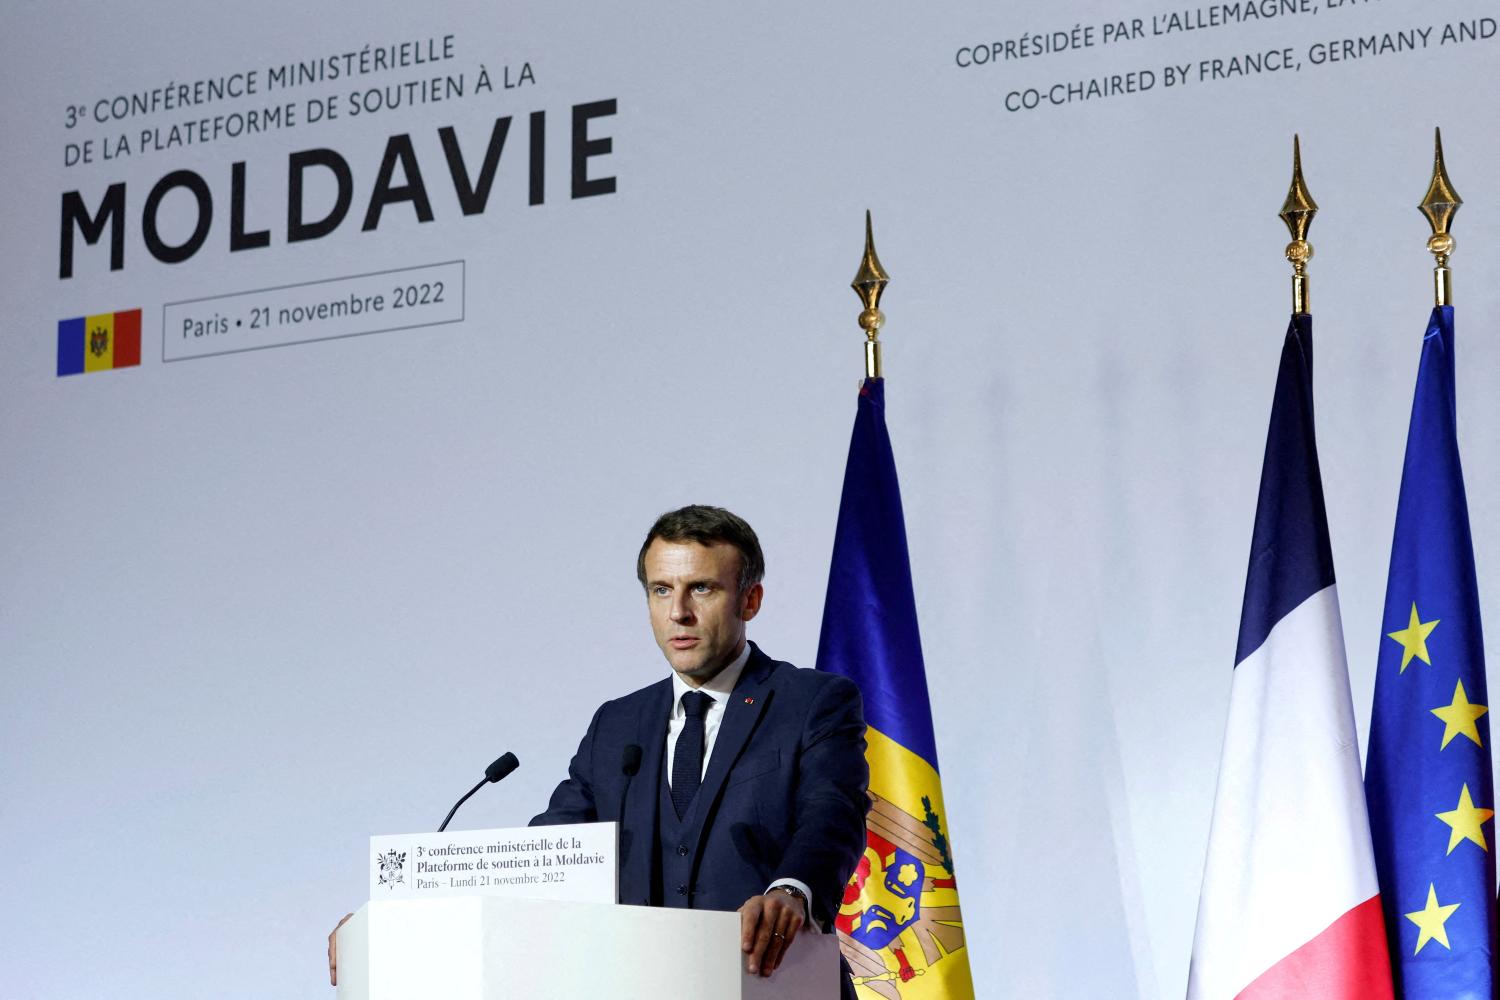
695, 644, 775, 831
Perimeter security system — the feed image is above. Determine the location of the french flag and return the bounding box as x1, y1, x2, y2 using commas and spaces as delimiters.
1187, 316, 1393, 999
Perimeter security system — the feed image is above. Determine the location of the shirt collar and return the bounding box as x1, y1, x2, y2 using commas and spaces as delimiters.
670, 641, 752, 712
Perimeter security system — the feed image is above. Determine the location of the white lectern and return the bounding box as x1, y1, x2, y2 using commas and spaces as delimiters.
336, 895, 842, 1000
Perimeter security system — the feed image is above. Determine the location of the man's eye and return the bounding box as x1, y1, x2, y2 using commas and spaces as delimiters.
653, 586, 670, 597
693, 583, 712, 593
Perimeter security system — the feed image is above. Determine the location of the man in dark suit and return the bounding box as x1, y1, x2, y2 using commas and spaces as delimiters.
329, 505, 867, 993
530, 505, 868, 988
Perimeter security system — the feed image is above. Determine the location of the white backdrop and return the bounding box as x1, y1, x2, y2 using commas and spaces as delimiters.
3, 1, 1498, 997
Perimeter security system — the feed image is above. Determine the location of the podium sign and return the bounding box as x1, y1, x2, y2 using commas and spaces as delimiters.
368, 822, 617, 903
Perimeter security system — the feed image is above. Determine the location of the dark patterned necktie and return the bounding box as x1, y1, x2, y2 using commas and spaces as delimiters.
672, 691, 714, 818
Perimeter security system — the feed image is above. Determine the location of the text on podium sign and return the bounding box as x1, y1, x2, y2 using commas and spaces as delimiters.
368, 822, 617, 904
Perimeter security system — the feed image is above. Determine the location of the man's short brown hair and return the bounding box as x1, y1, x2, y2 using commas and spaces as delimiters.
636, 505, 765, 594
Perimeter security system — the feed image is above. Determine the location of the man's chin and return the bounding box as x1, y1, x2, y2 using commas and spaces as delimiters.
669, 656, 727, 684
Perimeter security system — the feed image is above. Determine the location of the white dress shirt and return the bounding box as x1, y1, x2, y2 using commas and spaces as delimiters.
664, 642, 815, 923
666, 642, 750, 783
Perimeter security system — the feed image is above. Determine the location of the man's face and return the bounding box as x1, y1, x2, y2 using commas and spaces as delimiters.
643, 538, 763, 686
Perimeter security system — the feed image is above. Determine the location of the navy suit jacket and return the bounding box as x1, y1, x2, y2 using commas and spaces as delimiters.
530, 642, 869, 929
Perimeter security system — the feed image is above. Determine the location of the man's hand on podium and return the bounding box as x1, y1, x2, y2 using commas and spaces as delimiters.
739, 890, 806, 977
327, 912, 353, 986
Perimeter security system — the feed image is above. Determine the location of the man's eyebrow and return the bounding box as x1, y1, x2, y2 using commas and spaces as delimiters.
647, 576, 720, 589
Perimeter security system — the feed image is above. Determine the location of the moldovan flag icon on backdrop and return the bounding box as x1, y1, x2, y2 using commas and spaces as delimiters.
1187, 315, 1393, 1000
57, 308, 141, 376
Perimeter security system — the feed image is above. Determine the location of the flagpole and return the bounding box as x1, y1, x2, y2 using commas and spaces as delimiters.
821, 211, 978, 999
1364, 128, 1490, 998
1280, 134, 1317, 316
1186, 138, 1394, 1000
1420, 127, 1461, 307
851, 210, 890, 379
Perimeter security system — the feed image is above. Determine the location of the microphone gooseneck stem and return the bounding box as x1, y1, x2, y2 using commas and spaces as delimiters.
438, 776, 487, 833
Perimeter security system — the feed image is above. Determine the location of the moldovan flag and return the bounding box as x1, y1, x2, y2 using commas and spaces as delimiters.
57, 308, 141, 376
817, 379, 974, 1000
1187, 315, 1393, 999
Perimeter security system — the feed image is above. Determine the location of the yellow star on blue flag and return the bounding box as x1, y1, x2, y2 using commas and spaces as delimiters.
1387, 603, 1439, 672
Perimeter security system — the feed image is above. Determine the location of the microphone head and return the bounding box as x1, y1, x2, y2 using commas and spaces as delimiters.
621, 744, 643, 777
485, 752, 520, 783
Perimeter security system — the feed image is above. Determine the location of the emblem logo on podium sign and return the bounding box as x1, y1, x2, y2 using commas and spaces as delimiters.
376, 849, 408, 889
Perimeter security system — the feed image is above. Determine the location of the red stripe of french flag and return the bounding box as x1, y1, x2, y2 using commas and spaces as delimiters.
1237, 896, 1390, 999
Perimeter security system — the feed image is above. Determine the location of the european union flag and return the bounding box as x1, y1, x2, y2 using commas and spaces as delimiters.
817, 379, 974, 1000
1365, 306, 1496, 998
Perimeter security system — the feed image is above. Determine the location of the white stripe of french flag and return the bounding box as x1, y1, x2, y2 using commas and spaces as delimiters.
1188, 586, 1391, 999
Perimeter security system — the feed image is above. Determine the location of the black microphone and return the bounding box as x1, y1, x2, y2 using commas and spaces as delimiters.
485, 753, 520, 783
621, 744, 643, 777
617, 743, 643, 827
438, 751, 520, 832
614, 744, 644, 901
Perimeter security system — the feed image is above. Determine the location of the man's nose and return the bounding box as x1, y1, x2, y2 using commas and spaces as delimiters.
670, 593, 693, 622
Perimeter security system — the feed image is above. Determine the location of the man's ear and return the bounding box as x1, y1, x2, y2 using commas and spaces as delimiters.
740, 582, 764, 621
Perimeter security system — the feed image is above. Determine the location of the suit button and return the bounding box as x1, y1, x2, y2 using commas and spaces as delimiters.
677, 845, 689, 856
677, 884, 688, 895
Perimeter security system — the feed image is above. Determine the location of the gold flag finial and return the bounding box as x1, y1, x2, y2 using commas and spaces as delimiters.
1279, 135, 1317, 314
851, 210, 889, 379
1420, 127, 1462, 306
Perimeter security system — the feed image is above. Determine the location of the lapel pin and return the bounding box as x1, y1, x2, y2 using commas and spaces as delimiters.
744, 697, 754, 705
